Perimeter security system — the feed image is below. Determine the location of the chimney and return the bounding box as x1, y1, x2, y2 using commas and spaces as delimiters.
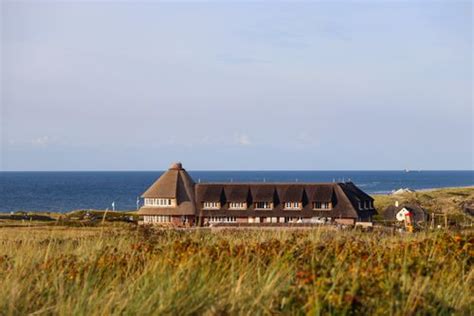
395, 201, 399, 207
169, 162, 183, 170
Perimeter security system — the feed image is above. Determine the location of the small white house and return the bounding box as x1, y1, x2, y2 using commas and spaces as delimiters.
395, 207, 412, 221
384, 201, 428, 224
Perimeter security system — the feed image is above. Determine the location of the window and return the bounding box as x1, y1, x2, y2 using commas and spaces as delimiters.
209, 216, 236, 223
203, 202, 220, 209
157, 199, 172, 206
157, 215, 171, 222
145, 198, 173, 207
284, 217, 304, 223
313, 202, 331, 210
229, 202, 246, 210
284, 202, 301, 210
144, 215, 171, 223
249, 217, 260, 223
255, 202, 272, 209
265, 217, 278, 223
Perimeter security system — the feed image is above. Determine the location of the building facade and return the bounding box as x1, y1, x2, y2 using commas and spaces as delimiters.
138, 162, 377, 226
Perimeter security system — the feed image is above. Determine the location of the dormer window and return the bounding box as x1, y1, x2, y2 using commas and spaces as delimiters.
144, 198, 175, 207
229, 202, 247, 210
284, 202, 301, 210
255, 202, 272, 210
313, 202, 331, 210
203, 202, 220, 209
158, 199, 172, 206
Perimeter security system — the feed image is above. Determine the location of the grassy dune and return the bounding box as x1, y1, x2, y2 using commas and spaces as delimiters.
0, 226, 472, 315
373, 186, 474, 216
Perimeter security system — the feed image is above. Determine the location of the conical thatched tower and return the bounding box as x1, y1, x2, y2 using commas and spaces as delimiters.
138, 162, 196, 225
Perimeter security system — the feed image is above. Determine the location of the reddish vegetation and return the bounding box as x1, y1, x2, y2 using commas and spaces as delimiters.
0, 226, 472, 314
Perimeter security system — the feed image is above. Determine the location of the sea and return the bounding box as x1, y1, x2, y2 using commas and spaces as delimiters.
0, 170, 472, 213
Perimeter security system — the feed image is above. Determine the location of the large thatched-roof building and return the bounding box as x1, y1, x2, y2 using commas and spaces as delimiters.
137, 162, 377, 226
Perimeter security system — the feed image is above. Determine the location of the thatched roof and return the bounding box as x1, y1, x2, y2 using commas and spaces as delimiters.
195, 182, 376, 219
306, 184, 334, 202
251, 185, 276, 201
196, 185, 224, 202
224, 185, 250, 202
278, 185, 304, 202
141, 170, 178, 198
137, 162, 377, 220
138, 162, 196, 216
384, 203, 427, 223
339, 182, 373, 201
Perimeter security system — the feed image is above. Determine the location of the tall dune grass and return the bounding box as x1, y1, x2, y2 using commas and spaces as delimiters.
0, 226, 472, 315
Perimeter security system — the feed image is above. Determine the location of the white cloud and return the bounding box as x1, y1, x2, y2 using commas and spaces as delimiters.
31, 136, 56, 147
235, 133, 251, 146
6, 136, 58, 148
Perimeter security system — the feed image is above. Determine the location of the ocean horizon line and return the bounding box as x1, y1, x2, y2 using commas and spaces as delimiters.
1, 169, 472, 213
1, 169, 473, 173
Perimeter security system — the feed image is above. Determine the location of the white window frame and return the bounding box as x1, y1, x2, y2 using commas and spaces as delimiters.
313, 202, 331, 210
145, 215, 171, 223
229, 202, 246, 210
255, 202, 272, 210
203, 202, 220, 209
284, 217, 304, 223
145, 198, 173, 207
284, 202, 301, 210
209, 216, 236, 223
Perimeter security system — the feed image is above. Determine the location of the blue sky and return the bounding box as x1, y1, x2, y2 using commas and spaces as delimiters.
1, 1, 472, 171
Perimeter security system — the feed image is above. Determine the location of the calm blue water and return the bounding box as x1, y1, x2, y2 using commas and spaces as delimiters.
0, 171, 472, 213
